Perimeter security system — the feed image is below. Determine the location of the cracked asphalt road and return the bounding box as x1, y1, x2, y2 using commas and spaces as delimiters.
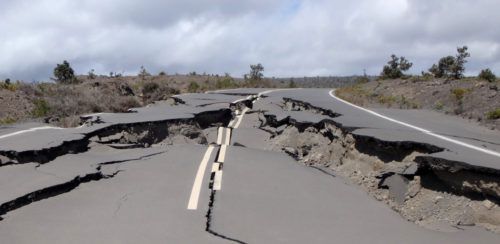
0, 89, 499, 243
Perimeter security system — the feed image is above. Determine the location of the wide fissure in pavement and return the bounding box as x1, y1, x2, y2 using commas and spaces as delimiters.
256, 96, 500, 232
0, 109, 232, 165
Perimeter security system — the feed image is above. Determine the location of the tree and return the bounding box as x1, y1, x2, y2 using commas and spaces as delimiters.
53, 60, 77, 84
429, 46, 470, 79
429, 56, 455, 78
451, 46, 470, 79
478, 68, 496, 82
138, 65, 151, 79
380, 55, 413, 79
288, 78, 297, 88
88, 69, 96, 79
249, 63, 264, 80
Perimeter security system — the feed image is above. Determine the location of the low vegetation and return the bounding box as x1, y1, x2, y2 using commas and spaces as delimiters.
0, 63, 304, 127
0, 117, 17, 125
336, 85, 421, 109
31, 99, 51, 117
0, 82, 18, 92
479, 68, 496, 82
336, 78, 499, 129
451, 88, 469, 100
487, 108, 500, 120
336, 45, 499, 129
187, 81, 200, 93
1, 56, 497, 130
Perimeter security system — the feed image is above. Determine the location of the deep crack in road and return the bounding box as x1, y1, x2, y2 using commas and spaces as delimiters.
0, 88, 499, 243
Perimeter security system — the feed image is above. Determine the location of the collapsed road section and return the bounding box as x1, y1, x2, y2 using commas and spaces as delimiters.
251, 90, 500, 233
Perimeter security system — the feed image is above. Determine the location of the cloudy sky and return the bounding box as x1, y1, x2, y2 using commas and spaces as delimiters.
1, 0, 499, 81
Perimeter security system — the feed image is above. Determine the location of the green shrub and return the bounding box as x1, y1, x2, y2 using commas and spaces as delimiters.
377, 95, 397, 106
216, 77, 236, 89
0, 117, 17, 125
142, 82, 159, 94
188, 81, 200, 93
486, 108, 500, 120
1, 81, 18, 91
451, 88, 468, 100
478, 68, 496, 82
32, 99, 51, 117
434, 101, 444, 110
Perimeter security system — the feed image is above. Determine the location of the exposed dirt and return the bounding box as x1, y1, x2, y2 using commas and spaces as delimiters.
260, 98, 500, 233
335, 78, 500, 130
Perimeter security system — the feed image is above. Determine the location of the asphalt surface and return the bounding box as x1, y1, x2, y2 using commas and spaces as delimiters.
0, 88, 499, 243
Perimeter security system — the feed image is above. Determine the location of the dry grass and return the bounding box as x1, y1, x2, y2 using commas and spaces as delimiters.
487, 108, 500, 120
335, 84, 371, 106
0, 74, 286, 127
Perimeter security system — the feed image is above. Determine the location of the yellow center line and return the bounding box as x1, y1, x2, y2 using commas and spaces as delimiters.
187, 145, 215, 210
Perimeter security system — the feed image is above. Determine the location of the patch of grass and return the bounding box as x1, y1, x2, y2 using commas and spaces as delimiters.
378, 95, 397, 107
335, 84, 371, 105
0, 82, 18, 92
0, 117, 17, 125
399, 95, 420, 109
188, 81, 200, 93
409, 74, 433, 82
434, 101, 444, 110
31, 99, 51, 117
451, 88, 469, 100
215, 77, 237, 89
486, 108, 500, 120
130, 82, 141, 92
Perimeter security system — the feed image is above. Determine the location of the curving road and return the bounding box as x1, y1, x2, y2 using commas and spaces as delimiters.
0, 88, 499, 243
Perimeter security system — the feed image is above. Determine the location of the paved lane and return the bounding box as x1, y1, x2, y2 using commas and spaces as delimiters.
0, 145, 225, 244
0, 89, 499, 243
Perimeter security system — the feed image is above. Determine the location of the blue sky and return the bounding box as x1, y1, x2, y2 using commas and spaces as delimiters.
0, 0, 499, 81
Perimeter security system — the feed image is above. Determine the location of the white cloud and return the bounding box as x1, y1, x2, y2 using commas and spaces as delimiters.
0, 0, 499, 80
